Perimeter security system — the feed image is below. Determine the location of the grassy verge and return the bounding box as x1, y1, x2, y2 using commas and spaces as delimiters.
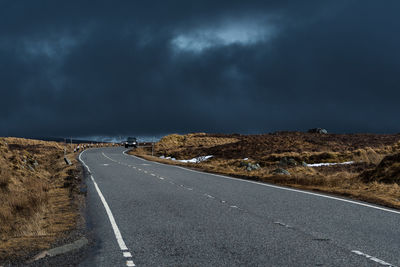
130, 132, 400, 210
0, 138, 85, 262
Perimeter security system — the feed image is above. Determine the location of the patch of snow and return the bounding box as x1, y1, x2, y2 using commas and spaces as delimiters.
243, 158, 249, 161
160, 155, 213, 163
306, 161, 354, 167
178, 155, 213, 163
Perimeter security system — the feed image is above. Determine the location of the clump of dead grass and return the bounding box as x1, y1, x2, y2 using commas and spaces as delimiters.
0, 168, 10, 189
352, 147, 386, 164
360, 153, 400, 184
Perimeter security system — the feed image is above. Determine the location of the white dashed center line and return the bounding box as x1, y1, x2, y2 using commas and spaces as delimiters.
105, 151, 245, 217
351, 250, 394, 266
123, 252, 132, 258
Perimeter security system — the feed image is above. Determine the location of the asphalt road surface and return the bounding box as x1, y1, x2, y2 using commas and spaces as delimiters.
78, 147, 400, 266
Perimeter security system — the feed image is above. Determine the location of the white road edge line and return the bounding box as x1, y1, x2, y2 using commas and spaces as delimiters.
90, 177, 128, 250
351, 250, 395, 267
79, 151, 136, 266
123, 151, 400, 216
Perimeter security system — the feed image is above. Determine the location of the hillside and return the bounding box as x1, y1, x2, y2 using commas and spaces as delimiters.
131, 132, 400, 209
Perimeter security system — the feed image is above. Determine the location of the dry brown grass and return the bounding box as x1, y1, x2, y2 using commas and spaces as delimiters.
0, 137, 82, 262
131, 133, 400, 210
360, 153, 400, 184
156, 133, 239, 158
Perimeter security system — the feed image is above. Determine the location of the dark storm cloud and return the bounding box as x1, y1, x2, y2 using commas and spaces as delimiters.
1, 0, 399, 138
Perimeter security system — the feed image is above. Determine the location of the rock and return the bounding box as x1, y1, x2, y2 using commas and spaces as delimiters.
241, 161, 261, 171
33, 160, 39, 166
240, 161, 248, 167
250, 163, 260, 171
301, 161, 308, 167
279, 157, 288, 167
287, 158, 297, 166
279, 157, 297, 167
272, 168, 291, 175
308, 128, 328, 134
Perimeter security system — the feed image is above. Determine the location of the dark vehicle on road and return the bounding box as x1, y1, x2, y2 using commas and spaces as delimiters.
124, 137, 138, 148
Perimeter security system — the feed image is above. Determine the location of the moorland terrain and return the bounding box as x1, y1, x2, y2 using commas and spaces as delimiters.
130, 132, 400, 209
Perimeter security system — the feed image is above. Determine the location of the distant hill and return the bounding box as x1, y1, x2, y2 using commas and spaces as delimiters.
21, 137, 108, 144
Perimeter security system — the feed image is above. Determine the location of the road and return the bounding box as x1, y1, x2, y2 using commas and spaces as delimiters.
78, 147, 400, 266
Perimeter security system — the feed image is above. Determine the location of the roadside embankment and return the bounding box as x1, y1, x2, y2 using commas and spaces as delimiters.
130, 132, 400, 209
0, 138, 86, 264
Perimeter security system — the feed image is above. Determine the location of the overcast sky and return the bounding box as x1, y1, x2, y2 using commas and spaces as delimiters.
1, 1, 399, 138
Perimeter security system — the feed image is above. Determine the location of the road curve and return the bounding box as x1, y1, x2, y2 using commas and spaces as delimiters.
78, 147, 400, 266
